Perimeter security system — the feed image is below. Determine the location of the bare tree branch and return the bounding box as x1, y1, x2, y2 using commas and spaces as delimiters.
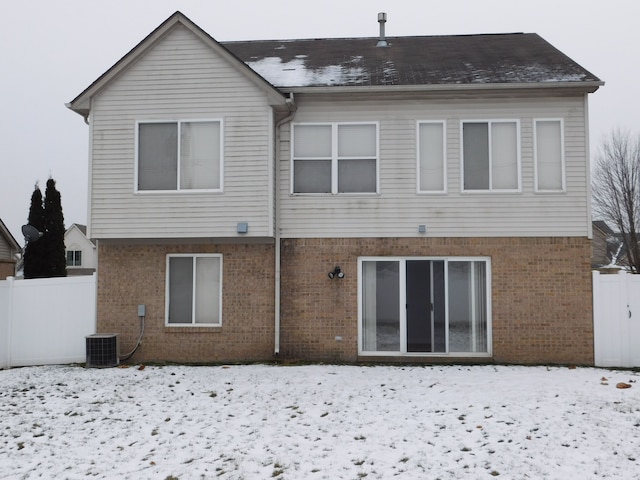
592, 130, 640, 272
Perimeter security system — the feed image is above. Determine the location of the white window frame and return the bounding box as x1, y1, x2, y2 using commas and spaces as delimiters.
165, 254, 223, 327
417, 121, 447, 194
534, 118, 566, 192
460, 119, 521, 193
291, 122, 380, 194
357, 256, 492, 357
135, 119, 224, 193
66, 249, 82, 267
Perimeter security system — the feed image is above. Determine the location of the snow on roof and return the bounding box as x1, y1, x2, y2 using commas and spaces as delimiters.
224, 33, 601, 89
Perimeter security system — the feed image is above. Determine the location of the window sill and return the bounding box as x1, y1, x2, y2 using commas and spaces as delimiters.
460, 189, 522, 194
165, 325, 222, 333
135, 189, 224, 195
290, 192, 380, 197
358, 351, 492, 357
534, 189, 567, 194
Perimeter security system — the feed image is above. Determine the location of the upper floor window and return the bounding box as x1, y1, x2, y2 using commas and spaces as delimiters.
534, 119, 565, 192
417, 121, 446, 193
462, 120, 520, 192
66, 250, 82, 266
166, 254, 222, 326
137, 120, 222, 192
292, 123, 378, 194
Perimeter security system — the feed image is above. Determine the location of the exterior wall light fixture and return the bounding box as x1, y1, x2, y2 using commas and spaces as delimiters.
328, 266, 345, 279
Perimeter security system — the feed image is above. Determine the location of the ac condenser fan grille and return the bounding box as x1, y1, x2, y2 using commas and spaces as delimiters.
86, 334, 119, 368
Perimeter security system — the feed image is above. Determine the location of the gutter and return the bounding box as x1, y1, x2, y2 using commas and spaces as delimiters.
282, 80, 605, 95
273, 93, 296, 356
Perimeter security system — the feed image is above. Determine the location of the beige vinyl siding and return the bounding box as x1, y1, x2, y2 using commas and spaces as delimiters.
0, 239, 12, 259
279, 94, 590, 238
89, 24, 273, 240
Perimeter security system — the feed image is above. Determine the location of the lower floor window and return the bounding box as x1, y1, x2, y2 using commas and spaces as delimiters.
359, 257, 491, 355
166, 254, 222, 326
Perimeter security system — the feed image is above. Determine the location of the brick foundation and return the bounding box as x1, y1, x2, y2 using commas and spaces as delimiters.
97, 237, 594, 365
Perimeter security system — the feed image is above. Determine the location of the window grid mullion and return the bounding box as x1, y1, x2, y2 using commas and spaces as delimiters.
399, 260, 407, 355
444, 259, 450, 354
191, 256, 197, 325
487, 122, 493, 190
470, 261, 477, 352
176, 121, 182, 190
429, 262, 435, 353
332, 124, 339, 194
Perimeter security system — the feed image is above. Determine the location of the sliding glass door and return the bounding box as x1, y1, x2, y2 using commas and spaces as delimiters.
359, 257, 490, 356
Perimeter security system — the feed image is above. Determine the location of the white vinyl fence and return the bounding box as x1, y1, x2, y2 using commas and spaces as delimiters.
1, 271, 637, 368
593, 270, 640, 368
0, 274, 96, 369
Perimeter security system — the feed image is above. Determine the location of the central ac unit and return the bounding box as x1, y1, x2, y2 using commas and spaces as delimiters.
86, 334, 119, 368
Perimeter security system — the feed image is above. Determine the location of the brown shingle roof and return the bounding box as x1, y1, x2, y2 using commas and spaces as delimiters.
223, 33, 601, 89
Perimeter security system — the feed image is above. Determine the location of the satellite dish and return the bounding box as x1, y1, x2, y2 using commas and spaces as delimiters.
22, 224, 43, 243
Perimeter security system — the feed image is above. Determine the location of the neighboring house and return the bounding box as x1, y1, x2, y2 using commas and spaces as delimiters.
592, 220, 614, 267
64, 223, 97, 276
0, 218, 20, 279
67, 12, 602, 365
592, 220, 623, 269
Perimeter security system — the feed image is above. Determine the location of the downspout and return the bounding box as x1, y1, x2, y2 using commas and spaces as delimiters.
274, 93, 296, 356
584, 93, 593, 240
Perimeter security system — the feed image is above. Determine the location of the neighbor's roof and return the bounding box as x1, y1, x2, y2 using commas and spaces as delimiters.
593, 220, 614, 235
223, 33, 602, 90
0, 218, 20, 251
65, 223, 87, 236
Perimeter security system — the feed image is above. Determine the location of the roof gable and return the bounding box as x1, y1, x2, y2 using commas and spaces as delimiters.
67, 11, 287, 118
65, 223, 95, 248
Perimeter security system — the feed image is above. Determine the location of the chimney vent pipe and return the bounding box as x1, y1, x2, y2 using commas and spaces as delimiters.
377, 12, 388, 47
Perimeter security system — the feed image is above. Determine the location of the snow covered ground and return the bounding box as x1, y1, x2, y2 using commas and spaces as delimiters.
1, 364, 639, 479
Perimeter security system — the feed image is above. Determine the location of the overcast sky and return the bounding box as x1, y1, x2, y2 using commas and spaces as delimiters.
2, 0, 638, 243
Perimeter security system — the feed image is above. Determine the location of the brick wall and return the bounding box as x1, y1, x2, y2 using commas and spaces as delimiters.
98, 237, 593, 365
0, 260, 15, 279
279, 237, 594, 365
97, 242, 275, 363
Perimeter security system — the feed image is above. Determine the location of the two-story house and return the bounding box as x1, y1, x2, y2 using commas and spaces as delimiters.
68, 12, 602, 364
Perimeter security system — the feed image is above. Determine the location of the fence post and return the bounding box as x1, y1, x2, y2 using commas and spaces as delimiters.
592, 270, 600, 366
6, 276, 14, 369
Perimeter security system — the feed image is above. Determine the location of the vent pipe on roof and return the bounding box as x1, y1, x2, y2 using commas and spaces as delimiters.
376, 12, 388, 47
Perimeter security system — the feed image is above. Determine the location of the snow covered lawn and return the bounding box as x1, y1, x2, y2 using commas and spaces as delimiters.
1, 364, 639, 479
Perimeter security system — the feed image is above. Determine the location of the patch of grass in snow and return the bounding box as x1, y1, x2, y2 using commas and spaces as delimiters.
272, 462, 284, 477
